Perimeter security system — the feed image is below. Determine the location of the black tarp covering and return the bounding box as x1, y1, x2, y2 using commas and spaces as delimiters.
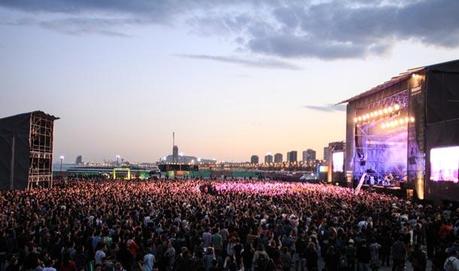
0, 113, 31, 189
425, 61, 459, 201
426, 70, 459, 124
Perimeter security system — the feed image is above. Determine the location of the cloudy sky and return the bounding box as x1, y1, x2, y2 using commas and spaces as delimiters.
1, 0, 459, 163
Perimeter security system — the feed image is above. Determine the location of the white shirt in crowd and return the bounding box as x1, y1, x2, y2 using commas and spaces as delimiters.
143, 253, 155, 271
95, 249, 106, 265
444, 256, 459, 271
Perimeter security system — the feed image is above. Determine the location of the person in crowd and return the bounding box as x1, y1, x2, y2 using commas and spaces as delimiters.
356, 240, 371, 271
345, 239, 356, 271
369, 239, 381, 271
175, 247, 193, 271
142, 247, 155, 271
252, 244, 274, 271
391, 237, 407, 271
444, 247, 459, 271
164, 241, 176, 271
94, 243, 106, 266
242, 243, 255, 270
279, 246, 292, 271
409, 244, 427, 271
203, 247, 216, 271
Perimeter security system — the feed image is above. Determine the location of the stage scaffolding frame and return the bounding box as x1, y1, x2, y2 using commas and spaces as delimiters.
27, 112, 55, 189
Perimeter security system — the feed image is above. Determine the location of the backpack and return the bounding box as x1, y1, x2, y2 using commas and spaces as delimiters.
445, 257, 458, 271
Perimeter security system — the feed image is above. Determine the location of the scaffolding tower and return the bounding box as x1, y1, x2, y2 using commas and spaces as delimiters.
0, 111, 59, 190
28, 112, 56, 189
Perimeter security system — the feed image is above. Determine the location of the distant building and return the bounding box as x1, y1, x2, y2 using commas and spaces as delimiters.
171, 132, 179, 163
75, 155, 83, 165
250, 155, 259, 164
264, 154, 273, 164
302, 149, 316, 161
164, 154, 197, 164
287, 151, 297, 162
274, 153, 283, 163
172, 145, 179, 163
198, 158, 217, 164
323, 147, 330, 161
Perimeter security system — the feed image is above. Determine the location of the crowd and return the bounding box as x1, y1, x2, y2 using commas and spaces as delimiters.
0, 179, 458, 271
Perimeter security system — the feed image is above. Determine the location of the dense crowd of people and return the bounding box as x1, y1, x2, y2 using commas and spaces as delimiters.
0, 179, 458, 271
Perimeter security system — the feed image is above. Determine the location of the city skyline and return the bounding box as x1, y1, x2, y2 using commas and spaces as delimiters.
2, 1, 459, 162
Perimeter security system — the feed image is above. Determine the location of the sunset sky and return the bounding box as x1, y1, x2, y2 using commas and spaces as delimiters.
1, 0, 459, 163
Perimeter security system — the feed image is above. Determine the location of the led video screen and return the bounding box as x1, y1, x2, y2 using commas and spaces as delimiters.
333, 152, 344, 172
430, 146, 459, 183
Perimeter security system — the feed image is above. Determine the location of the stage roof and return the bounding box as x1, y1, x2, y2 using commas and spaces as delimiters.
0, 111, 59, 122
339, 59, 459, 104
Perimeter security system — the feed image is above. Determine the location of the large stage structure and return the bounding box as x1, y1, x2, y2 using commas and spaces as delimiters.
341, 60, 459, 201
0, 111, 59, 189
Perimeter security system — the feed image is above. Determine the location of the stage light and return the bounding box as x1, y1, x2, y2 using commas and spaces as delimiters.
394, 104, 401, 111
410, 117, 415, 123
353, 117, 358, 123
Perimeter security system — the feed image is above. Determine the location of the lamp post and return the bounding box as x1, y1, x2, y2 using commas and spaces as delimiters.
59, 155, 64, 178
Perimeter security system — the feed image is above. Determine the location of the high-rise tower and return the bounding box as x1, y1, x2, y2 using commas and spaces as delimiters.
172, 132, 179, 163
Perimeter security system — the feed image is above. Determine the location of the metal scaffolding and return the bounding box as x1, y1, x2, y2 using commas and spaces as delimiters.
27, 112, 56, 189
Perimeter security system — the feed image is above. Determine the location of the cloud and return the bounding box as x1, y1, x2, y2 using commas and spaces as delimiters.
304, 104, 346, 113
176, 54, 301, 70
39, 17, 132, 37
1, 0, 459, 59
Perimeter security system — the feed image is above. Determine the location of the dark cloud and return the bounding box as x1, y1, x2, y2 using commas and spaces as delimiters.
176, 54, 301, 70
304, 104, 346, 113
1, 0, 459, 59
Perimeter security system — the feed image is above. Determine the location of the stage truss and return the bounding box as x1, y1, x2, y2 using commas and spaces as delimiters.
28, 112, 55, 189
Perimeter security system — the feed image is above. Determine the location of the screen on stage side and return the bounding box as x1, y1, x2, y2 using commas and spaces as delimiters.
333, 152, 344, 172
430, 146, 459, 183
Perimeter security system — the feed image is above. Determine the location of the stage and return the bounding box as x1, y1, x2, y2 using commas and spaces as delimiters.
341, 59, 459, 201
